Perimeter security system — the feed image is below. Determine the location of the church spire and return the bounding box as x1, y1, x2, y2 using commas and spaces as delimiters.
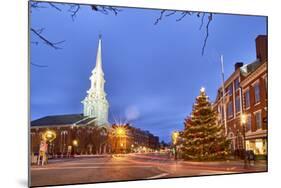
93, 35, 104, 74
82, 35, 109, 126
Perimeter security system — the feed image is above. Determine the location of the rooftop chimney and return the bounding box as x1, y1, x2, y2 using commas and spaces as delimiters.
235, 62, 244, 71
256, 35, 268, 63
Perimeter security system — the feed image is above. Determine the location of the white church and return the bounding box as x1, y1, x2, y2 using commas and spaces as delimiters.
31, 36, 111, 155
82, 36, 109, 127
31, 36, 110, 128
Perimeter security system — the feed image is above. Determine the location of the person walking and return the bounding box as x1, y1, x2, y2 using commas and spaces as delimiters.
37, 140, 48, 166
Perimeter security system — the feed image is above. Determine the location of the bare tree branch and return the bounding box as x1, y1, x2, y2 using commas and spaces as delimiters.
154, 9, 213, 56
106, 6, 122, 15
31, 62, 48, 68
154, 10, 166, 25
68, 4, 80, 21
91, 5, 122, 16
48, 2, 62, 11
201, 13, 213, 56
30, 28, 65, 49
30, 2, 47, 9
165, 10, 177, 17
199, 13, 206, 30
176, 11, 190, 22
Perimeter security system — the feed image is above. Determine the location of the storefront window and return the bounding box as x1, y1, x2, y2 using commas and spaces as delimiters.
246, 139, 267, 155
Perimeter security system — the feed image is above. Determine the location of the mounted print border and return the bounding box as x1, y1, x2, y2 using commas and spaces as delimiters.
28, 0, 268, 187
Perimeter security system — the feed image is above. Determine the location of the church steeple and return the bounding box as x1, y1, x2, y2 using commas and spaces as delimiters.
93, 35, 103, 75
82, 35, 109, 126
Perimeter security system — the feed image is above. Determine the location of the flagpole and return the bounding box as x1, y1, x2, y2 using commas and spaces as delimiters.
220, 55, 228, 136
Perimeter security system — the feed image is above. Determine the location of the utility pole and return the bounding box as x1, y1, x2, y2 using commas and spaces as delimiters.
220, 55, 228, 136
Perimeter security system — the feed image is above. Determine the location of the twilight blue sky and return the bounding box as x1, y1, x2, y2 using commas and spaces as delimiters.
30, 2, 266, 142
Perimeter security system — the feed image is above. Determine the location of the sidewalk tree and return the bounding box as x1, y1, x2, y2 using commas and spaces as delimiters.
181, 87, 230, 161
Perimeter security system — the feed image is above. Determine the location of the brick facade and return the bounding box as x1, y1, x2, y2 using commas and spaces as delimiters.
214, 35, 268, 155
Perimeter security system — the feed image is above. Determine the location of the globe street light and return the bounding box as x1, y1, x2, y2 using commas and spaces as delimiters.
114, 126, 127, 153
42, 130, 56, 142
72, 139, 78, 147
72, 139, 78, 156
42, 130, 56, 157
116, 126, 126, 137
172, 131, 179, 145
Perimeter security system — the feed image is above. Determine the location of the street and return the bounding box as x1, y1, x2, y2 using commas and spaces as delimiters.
30, 153, 267, 187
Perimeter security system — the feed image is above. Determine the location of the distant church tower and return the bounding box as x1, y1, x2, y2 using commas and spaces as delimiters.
82, 36, 109, 126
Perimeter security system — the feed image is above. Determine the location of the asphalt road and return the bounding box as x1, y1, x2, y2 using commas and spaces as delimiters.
30, 153, 267, 187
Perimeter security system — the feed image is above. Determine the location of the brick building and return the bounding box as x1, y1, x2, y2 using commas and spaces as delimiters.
30, 36, 160, 157
214, 35, 267, 156
31, 118, 160, 156
30, 114, 110, 157
111, 124, 160, 153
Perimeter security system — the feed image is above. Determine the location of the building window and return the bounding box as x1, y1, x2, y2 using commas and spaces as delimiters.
235, 95, 240, 113
254, 82, 261, 104
227, 84, 233, 96
221, 105, 224, 120
234, 78, 240, 91
227, 101, 233, 118
246, 115, 252, 131
245, 90, 250, 109
264, 75, 268, 97
255, 111, 262, 129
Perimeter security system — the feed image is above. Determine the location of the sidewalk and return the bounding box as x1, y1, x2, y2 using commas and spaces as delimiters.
179, 159, 267, 172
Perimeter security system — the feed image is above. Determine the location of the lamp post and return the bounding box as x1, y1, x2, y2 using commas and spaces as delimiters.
172, 131, 179, 160
42, 130, 56, 157
115, 126, 126, 153
241, 113, 247, 168
72, 139, 78, 156
131, 144, 134, 153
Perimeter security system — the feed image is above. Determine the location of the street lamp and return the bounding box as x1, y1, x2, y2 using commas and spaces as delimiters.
172, 131, 179, 145
172, 131, 179, 160
116, 126, 126, 137
114, 125, 127, 153
240, 113, 247, 168
42, 130, 56, 157
131, 144, 134, 153
72, 139, 78, 155
72, 139, 78, 147
42, 130, 56, 142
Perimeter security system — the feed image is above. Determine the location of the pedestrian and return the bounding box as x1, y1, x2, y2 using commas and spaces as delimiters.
37, 140, 48, 166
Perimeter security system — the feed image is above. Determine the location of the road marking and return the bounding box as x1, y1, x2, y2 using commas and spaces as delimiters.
32, 165, 153, 171
147, 173, 169, 179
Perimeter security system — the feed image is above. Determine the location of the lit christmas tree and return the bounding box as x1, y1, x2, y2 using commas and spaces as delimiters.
181, 87, 230, 161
